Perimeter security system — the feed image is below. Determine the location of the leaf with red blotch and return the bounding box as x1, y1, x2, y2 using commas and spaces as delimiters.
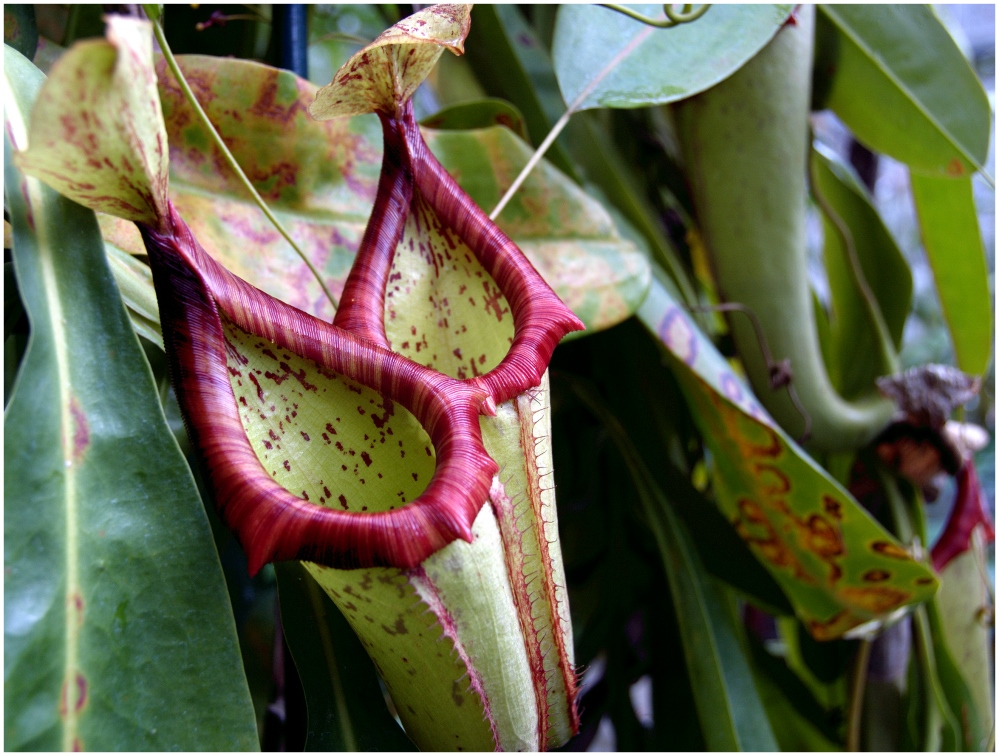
14, 16, 168, 226
310, 4, 471, 120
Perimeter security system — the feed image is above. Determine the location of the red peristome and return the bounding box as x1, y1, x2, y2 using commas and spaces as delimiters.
930, 461, 995, 572
139, 203, 498, 573
332, 113, 412, 349
401, 104, 584, 404
334, 100, 585, 406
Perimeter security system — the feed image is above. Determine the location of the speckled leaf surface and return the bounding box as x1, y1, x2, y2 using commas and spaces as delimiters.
220, 318, 542, 749
638, 276, 938, 640
130, 55, 647, 334
226, 332, 526, 750
155, 54, 383, 322
305, 14, 582, 743
14, 17, 168, 224
310, 4, 471, 120
3, 47, 257, 751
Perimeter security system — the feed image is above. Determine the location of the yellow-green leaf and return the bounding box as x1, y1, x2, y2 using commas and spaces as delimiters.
910, 173, 992, 376
14, 16, 168, 225
310, 4, 471, 119
638, 275, 938, 639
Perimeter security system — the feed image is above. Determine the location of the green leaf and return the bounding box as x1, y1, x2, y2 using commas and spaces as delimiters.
747, 636, 843, 750
816, 5, 991, 178
810, 144, 909, 397
274, 562, 416, 752
420, 98, 529, 141
3, 45, 257, 751
568, 378, 779, 751
637, 275, 939, 639
909, 172, 992, 375
552, 4, 792, 111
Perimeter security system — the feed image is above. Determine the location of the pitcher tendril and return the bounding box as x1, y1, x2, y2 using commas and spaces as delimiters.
146, 8, 339, 311
599, 4, 711, 29
490, 3, 710, 221
687, 302, 813, 442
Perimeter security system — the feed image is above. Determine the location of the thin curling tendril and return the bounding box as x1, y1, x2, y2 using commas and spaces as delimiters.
599, 4, 711, 29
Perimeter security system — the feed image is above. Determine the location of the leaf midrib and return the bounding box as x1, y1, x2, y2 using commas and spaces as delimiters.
6, 79, 81, 750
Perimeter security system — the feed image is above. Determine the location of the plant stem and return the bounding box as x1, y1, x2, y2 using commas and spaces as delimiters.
489, 110, 572, 220
488, 11, 659, 220
845, 637, 872, 751
149, 16, 338, 311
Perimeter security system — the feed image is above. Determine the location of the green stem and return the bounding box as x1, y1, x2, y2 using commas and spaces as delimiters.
489, 109, 572, 220
845, 638, 872, 751
148, 15, 338, 311
305, 574, 358, 751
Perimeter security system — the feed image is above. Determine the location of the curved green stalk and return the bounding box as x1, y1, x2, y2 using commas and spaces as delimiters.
674, 6, 894, 451
148, 13, 338, 311
845, 638, 872, 751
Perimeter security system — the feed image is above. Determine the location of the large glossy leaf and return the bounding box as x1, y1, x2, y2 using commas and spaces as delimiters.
909, 173, 992, 375
552, 4, 792, 111
810, 144, 908, 397
274, 562, 416, 751
131, 55, 647, 334
815, 5, 992, 177
637, 274, 938, 640
569, 378, 778, 751
3, 46, 257, 751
